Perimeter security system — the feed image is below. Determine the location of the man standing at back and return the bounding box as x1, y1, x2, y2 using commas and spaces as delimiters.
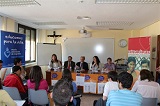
106, 72, 142, 106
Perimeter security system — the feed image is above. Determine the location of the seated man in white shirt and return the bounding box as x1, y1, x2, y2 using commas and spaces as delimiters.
132, 69, 160, 102
93, 71, 119, 106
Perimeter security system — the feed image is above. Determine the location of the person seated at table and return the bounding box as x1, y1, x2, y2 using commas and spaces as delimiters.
0, 60, 7, 83
52, 79, 73, 106
104, 57, 115, 72
0, 79, 16, 106
62, 69, 80, 106
4, 66, 28, 100
27, 65, 48, 92
76, 56, 89, 73
106, 72, 142, 106
64, 56, 75, 71
93, 71, 119, 106
132, 69, 160, 102
90, 56, 102, 73
48, 54, 62, 70
5, 58, 26, 80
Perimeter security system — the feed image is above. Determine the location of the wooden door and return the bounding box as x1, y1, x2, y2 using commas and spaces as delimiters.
156, 35, 160, 81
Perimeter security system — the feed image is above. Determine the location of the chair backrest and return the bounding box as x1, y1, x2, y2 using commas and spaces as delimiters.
141, 98, 157, 106
29, 89, 49, 105
3, 86, 21, 100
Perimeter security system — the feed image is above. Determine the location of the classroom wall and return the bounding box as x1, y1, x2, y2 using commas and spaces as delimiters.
0, 17, 15, 32
139, 21, 160, 76
38, 29, 140, 61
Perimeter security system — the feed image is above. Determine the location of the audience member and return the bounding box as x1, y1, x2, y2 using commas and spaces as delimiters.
5, 58, 26, 80
104, 58, 115, 72
127, 56, 140, 85
64, 56, 75, 71
62, 69, 78, 106
141, 59, 150, 70
4, 66, 27, 99
132, 69, 160, 102
52, 79, 73, 106
27, 65, 48, 92
0, 60, 7, 83
90, 56, 102, 73
156, 64, 160, 84
0, 80, 16, 106
93, 71, 119, 106
76, 56, 89, 73
106, 72, 142, 106
48, 54, 62, 70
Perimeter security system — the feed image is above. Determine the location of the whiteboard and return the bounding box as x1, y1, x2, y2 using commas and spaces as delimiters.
37, 43, 62, 65
62, 38, 114, 64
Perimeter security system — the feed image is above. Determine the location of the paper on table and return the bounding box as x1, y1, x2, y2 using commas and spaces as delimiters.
52, 80, 58, 86
90, 82, 97, 94
14, 100, 25, 106
76, 76, 85, 86
97, 83, 105, 94
83, 82, 90, 93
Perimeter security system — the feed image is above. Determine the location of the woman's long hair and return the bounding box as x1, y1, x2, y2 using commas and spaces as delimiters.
51, 54, 58, 63
29, 65, 43, 90
62, 69, 73, 82
92, 56, 100, 67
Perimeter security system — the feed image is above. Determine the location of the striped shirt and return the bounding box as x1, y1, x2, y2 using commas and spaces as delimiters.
106, 89, 142, 106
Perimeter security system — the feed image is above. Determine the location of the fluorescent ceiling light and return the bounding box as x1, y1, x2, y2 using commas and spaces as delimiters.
96, 21, 134, 26
95, 0, 160, 4
0, 0, 40, 7
33, 22, 67, 25
77, 16, 91, 20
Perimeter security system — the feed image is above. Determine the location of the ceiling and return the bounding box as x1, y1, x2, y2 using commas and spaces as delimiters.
0, 0, 160, 30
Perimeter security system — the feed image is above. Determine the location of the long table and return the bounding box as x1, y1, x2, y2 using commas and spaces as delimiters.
46, 71, 108, 94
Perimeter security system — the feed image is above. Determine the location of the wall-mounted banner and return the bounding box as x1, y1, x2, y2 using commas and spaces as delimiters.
128, 36, 150, 71
0, 30, 25, 67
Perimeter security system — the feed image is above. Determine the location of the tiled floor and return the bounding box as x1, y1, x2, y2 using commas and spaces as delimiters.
80, 94, 102, 106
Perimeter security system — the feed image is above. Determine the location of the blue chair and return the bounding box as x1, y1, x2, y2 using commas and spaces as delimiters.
141, 98, 157, 106
3, 86, 21, 100
29, 89, 49, 106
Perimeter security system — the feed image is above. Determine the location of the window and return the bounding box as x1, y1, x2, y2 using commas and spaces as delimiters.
18, 24, 36, 63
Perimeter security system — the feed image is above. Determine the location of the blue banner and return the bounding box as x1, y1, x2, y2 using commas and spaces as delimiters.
0, 30, 25, 67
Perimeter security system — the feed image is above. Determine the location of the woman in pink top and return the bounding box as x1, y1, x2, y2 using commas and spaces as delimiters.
27, 65, 48, 92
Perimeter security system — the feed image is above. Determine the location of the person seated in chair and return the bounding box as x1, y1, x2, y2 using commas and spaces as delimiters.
106, 72, 142, 106
64, 56, 75, 71
0, 79, 16, 106
93, 71, 119, 106
27, 65, 48, 92
132, 69, 160, 102
52, 79, 73, 106
4, 66, 28, 100
62, 69, 81, 106
76, 56, 89, 73
0, 60, 7, 83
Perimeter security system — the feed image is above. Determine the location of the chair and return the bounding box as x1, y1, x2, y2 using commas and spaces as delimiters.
3, 86, 21, 100
141, 98, 157, 106
29, 89, 49, 106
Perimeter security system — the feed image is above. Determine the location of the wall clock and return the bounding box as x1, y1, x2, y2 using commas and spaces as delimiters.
119, 39, 127, 48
